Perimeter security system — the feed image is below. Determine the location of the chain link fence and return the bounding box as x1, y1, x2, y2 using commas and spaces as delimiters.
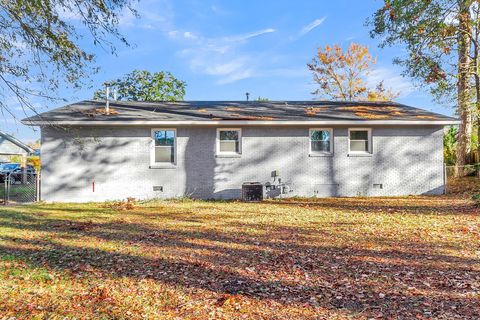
1, 172, 40, 204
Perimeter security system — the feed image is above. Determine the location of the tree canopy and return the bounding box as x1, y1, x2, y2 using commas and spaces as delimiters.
93, 70, 186, 102
308, 43, 399, 101
368, 0, 476, 171
368, 0, 462, 103
0, 0, 135, 119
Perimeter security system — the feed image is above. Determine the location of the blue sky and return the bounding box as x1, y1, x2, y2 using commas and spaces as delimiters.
2, 0, 456, 142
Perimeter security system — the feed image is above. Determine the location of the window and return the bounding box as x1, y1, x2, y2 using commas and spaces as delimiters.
217, 128, 241, 155
309, 128, 333, 155
151, 129, 176, 166
348, 128, 372, 154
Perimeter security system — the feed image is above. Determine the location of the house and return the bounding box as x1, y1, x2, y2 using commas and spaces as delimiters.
0, 131, 34, 163
22, 100, 459, 202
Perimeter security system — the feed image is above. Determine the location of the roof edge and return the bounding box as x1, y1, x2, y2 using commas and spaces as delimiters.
22, 119, 461, 126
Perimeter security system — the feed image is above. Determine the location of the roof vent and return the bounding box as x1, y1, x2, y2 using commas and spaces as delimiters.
105, 84, 110, 115
245, 92, 250, 102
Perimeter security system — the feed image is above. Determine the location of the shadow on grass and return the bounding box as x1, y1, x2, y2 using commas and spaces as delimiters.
0, 203, 479, 318
264, 196, 479, 216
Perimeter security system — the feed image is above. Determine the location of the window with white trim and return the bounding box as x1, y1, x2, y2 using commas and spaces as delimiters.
217, 128, 241, 155
348, 128, 372, 154
151, 129, 176, 165
309, 128, 333, 155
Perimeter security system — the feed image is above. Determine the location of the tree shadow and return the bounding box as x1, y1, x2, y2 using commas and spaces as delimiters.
264, 197, 479, 216
0, 208, 479, 318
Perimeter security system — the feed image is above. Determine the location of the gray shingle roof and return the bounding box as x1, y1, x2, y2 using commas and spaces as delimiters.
22, 100, 458, 124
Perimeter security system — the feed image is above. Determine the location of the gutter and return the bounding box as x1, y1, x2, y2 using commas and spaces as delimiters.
22, 119, 461, 126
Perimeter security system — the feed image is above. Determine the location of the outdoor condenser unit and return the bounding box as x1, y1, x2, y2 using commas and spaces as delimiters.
241, 182, 263, 202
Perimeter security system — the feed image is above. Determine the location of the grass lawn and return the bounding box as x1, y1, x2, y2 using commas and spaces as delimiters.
0, 182, 479, 319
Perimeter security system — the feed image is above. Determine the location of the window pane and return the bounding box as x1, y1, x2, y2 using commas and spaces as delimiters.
154, 130, 175, 146
220, 130, 238, 141
311, 141, 330, 152
220, 141, 238, 153
155, 146, 174, 163
350, 130, 368, 140
350, 140, 369, 152
311, 130, 330, 141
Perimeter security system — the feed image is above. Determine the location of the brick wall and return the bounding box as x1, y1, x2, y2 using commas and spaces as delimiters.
40, 125, 444, 202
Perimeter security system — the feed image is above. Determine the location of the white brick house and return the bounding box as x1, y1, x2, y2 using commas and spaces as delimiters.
23, 100, 459, 202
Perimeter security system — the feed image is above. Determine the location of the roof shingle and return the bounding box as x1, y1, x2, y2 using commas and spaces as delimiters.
22, 100, 458, 124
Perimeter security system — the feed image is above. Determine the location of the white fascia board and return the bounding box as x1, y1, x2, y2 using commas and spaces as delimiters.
23, 119, 461, 126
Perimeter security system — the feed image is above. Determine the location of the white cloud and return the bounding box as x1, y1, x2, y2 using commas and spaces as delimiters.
298, 17, 326, 37
174, 28, 276, 84
183, 31, 197, 40
217, 69, 254, 85
168, 30, 179, 38
118, 0, 174, 30
224, 28, 276, 42
366, 68, 414, 97
211, 4, 229, 16
183, 48, 253, 84
117, 0, 275, 85
203, 58, 248, 76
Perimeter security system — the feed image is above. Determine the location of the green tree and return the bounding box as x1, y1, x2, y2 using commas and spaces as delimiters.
368, 0, 475, 173
444, 126, 458, 166
0, 0, 136, 119
94, 70, 186, 101
308, 43, 399, 101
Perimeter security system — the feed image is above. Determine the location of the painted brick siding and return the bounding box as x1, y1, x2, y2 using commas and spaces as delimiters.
40, 125, 445, 202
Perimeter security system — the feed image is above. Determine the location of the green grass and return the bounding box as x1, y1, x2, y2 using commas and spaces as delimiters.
0, 188, 479, 319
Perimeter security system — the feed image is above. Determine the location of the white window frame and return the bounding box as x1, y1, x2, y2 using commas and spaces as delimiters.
216, 128, 242, 157
150, 128, 177, 167
309, 128, 333, 156
348, 128, 372, 154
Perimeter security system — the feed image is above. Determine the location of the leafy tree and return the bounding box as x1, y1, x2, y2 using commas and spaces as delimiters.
255, 96, 269, 102
8, 154, 41, 171
444, 126, 458, 166
368, 0, 475, 173
93, 70, 186, 101
0, 0, 136, 120
367, 81, 400, 101
308, 43, 399, 101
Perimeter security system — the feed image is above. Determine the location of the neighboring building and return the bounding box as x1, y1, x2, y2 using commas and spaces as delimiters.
0, 131, 34, 163
22, 100, 459, 202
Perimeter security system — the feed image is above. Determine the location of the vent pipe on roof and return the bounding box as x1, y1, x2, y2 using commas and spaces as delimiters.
245, 92, 250, 102
105, 84, 110, 115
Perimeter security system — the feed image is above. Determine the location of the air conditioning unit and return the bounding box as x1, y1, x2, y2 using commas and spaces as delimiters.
241, 182, 263, 202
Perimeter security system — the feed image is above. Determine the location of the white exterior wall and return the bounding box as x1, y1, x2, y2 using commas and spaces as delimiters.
40, 125, 445, 202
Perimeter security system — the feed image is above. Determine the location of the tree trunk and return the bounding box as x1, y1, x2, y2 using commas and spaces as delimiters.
472, 4, 480, 176
477, 121, 480, 177
456, 0, 473, 177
